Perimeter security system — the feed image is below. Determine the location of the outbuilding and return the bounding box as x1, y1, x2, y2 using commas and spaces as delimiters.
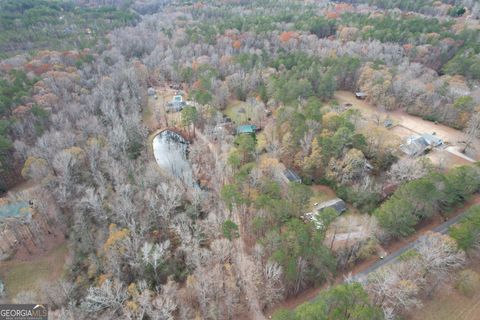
236, 124, 257, 135
283, 168, 302, 184
314, 198, 347, 214
303, 198, 347, 230
147, 87, 156, 96
355, 92, 367, 100
167, 95, 186, 112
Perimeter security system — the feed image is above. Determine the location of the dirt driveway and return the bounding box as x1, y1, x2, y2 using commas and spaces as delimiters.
334, 91, 480, 163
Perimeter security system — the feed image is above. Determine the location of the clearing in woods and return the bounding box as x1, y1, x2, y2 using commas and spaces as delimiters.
0, 242, 68, 299
224, 100, 257, 124
334, 91, 472, 146
334, 91, 480, 168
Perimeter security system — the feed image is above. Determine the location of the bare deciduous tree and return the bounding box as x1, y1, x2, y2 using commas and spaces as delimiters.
81, 279, 128, 314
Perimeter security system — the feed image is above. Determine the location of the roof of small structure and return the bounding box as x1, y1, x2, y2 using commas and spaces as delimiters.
314, 198, 346, 213
236, 124, 257, 134
0, 201, 30, 220
284, 168, 301, 183
384, 119, 393, 127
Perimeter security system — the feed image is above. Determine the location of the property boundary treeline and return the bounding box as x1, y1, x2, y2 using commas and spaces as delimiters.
374, 164, 480, 238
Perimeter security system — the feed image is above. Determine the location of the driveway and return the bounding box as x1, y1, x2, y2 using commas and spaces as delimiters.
334, 91, 480, 161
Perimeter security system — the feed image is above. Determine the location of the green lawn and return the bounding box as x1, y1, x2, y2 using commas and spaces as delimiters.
224, 100, 256, 124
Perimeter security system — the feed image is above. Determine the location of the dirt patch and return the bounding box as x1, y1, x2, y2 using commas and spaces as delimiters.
12, 226, 65, 262
391, 125, 417, 139
310, 184, 336, 200
308, 184, 340, 214
427, 149, 472, 170
324, 213, 377, 251
8, 180, 37, 194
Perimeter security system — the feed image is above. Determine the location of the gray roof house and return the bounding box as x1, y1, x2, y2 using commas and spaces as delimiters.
166, 95, 186, 112
303, 198, 347, 230
400, 134, 443, 157
283, 168, 302, 184
314, 198, 347, 214
421, 133, 443, 147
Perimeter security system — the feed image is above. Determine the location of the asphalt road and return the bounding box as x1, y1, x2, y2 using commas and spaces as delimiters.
352, 209, 470, 281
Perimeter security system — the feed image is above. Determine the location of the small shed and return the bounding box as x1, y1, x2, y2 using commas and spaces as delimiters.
284, 168, 302, 184
355, 92, 367, 100
384, 119, 393, 128
303, 198, 347, 230
236, 124, 257, 135
314, 198, 347, 214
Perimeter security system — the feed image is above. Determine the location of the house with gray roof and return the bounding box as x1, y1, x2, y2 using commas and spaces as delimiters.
314, 198, 347, 214
166, 95, 186, 112
303, 198, 347, 230
421, 133, 443, 147
400, 133, 443, 157
283, 168, 302, 184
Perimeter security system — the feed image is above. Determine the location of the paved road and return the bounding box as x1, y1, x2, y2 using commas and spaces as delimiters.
352, 208, 470, 281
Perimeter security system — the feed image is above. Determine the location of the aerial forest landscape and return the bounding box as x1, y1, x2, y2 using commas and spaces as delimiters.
1, 0, 480, 319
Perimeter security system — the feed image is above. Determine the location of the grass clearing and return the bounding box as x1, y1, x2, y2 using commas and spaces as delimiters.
224, 100, 256, 124
143, 95, 161, 131
142, 97, 154, 122
0, 243, 68, 299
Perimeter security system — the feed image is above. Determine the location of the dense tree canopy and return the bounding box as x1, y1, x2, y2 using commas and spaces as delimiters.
273, 282, 383, 320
